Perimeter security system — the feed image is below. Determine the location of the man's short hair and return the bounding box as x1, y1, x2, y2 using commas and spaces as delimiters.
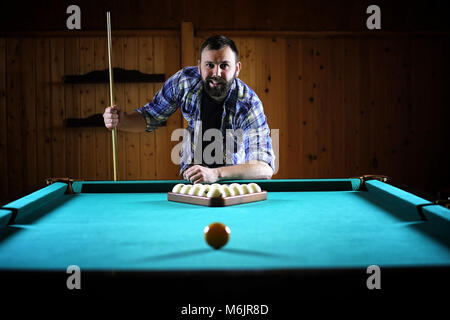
199, 35, 239, 63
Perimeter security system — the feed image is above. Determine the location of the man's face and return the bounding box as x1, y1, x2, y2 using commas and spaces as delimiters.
198, 46, 241, 100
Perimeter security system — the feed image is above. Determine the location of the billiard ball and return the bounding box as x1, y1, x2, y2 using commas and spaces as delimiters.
229, 183, 244, 195
201, 185, 211, 196
193, 185, 207, 196
179, 184, 193, 194
188, 184, 202, 196
204, 222, 231, 249
241, 184, 251, 194
221, 185, 235, 197
172, 183, 185, 193
206, 186, 222, 198
248, 183, 262, 193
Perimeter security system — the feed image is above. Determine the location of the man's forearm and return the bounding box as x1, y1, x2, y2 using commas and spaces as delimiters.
216, 161, 273, 181
118, 110, 147, 133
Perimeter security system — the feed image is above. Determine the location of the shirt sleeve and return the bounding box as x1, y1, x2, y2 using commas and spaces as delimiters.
136, 69, 182, 132
239, 98, 276, 171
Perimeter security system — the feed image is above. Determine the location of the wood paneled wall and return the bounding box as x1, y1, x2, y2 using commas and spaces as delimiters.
0, 33, 181, 200
195, 34, 449, 188
1, 32, 449, 201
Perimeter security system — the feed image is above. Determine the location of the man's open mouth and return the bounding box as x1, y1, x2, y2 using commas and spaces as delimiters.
208, 79, 225, 86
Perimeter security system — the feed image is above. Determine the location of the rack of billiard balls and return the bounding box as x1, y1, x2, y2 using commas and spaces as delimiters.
172, 182, 261, 197
167, 182, 266, 207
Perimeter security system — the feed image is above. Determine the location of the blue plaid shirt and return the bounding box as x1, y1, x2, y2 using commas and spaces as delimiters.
136, 66, 275, 174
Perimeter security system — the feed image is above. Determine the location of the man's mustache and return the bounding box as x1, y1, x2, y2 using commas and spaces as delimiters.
206, 77, 226, 84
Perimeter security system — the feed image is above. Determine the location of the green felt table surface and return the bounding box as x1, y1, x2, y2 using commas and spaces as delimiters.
0, 179, 449, 272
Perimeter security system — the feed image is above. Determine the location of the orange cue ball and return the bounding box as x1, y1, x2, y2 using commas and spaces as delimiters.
204, 222, 231, 249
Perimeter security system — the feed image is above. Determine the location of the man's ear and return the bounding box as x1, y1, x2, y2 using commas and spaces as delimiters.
235, 61, 242, 77
198, 59, 201, 74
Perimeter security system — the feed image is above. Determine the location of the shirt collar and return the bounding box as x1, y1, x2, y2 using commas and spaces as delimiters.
224, 79, 238, 111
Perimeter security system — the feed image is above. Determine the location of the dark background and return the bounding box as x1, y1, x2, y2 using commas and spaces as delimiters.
2, 0, 450, 32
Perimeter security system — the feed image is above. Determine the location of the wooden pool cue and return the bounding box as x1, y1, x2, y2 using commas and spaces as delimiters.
107, 12, 118, 181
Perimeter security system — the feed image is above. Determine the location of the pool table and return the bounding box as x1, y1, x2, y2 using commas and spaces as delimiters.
0, 177, 449, 307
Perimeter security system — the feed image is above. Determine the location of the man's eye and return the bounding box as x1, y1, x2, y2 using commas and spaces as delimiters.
220, 64, 229, 69
206, 63, 214, 68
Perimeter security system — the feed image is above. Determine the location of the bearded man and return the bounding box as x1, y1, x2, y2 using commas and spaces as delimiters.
103, 35, 275, 183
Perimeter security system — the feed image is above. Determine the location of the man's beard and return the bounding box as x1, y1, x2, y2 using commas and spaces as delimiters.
202, 74, 235, 99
